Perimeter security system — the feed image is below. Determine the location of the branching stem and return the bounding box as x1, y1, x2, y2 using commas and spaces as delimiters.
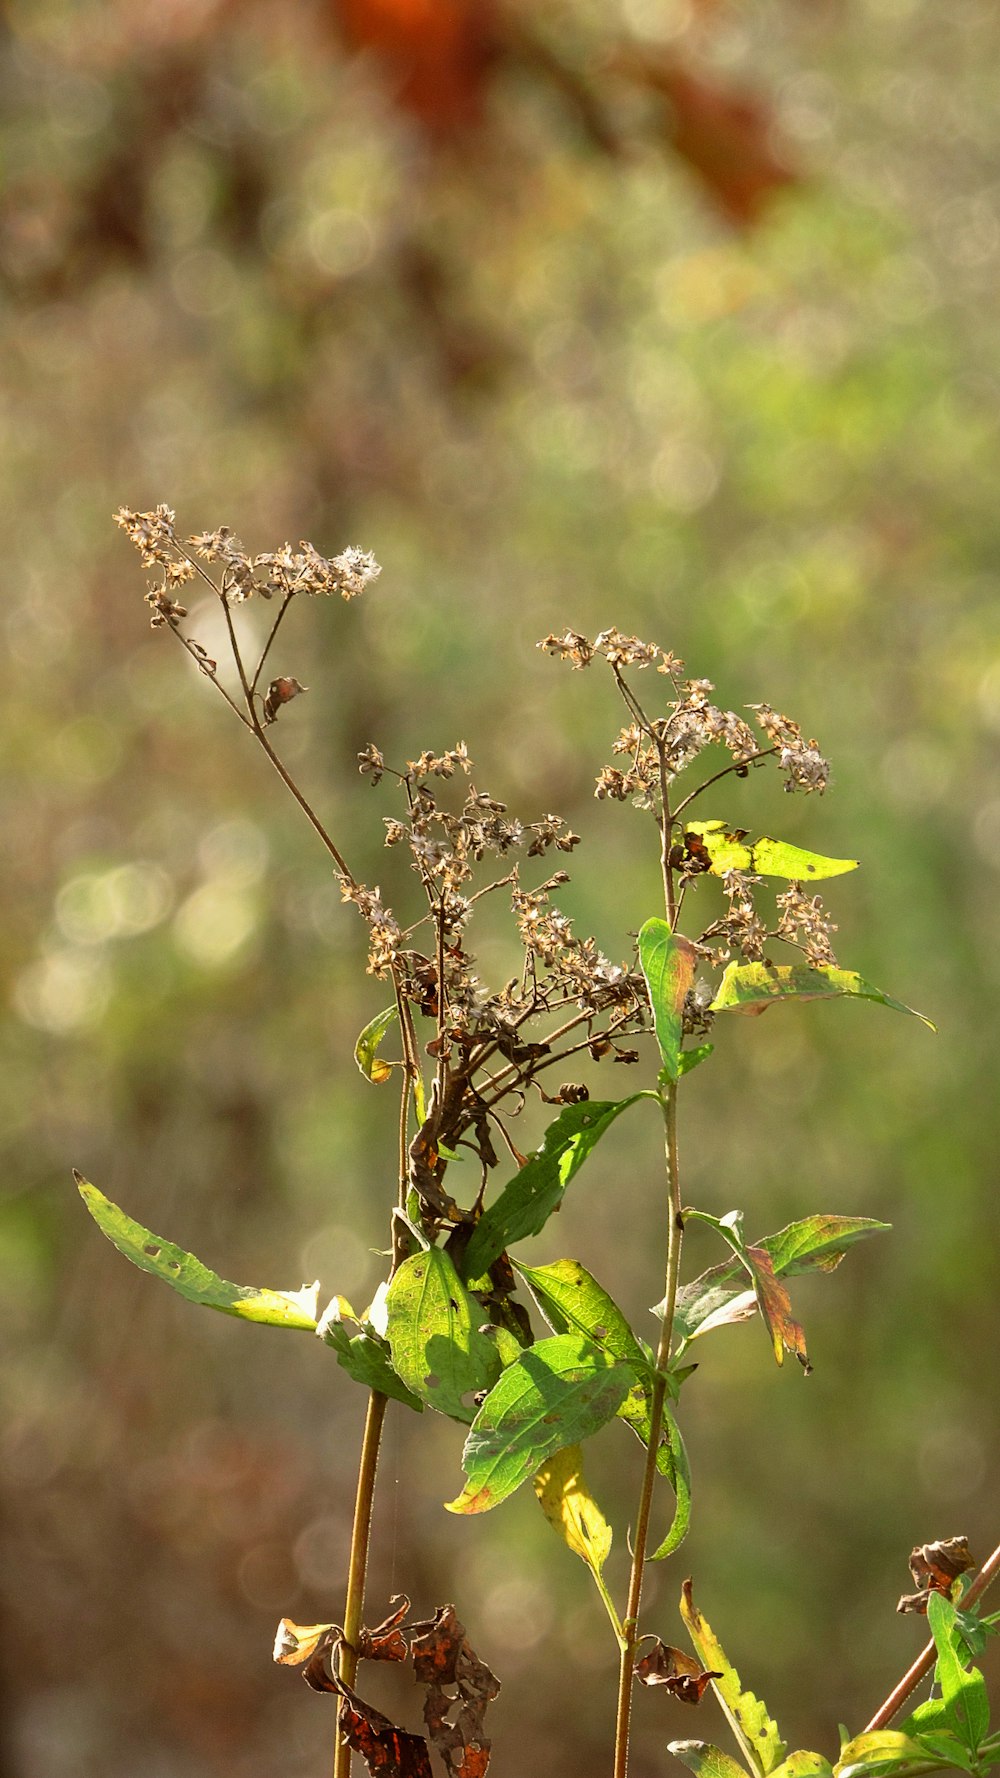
863, 1540, 1000, 1732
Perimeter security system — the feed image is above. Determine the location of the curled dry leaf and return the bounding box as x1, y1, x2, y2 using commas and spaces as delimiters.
273, 1619, 337, 1665
897, 1536, 976, 1614
635, 1638, 723, 1704
360, 1594, 412, 1663
411, 1604, 501, 1778
336, 1677, 434, 1778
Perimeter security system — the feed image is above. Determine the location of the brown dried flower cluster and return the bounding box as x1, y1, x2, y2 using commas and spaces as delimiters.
115, 506, 381, 618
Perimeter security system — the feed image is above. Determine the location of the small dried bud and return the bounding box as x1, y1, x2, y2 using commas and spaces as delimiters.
358, 744, 384, 785
263, 677, 307, 724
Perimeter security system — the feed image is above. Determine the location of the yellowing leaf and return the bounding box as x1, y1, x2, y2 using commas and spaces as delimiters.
355, 1005, 397, 1083
533, 1443, 612, 1575
76, 1175, 319, 1329
680, 1580, 786, 1778
684, 822, 857, 881
711, 962, 934, 1029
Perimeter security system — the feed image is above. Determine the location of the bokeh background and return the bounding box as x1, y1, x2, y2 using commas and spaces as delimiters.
3, 1, 1000, 1774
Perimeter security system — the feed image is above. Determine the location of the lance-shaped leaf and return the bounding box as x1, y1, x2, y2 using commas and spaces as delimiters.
684, 821, 857, 881
385, 1249, 500, 1422
461, 1096, 649, 1282
680, 1579, 786, 1778
533, 1443, 622, 1639
926, 1591, 990, 1753
76, 1175, 319, 1329
834, 1731, 935, 1778
355, 1005, 397, 1083
672, 1217, 890, 1346
649, 1403, 693, 1558
318, 1303, 423, 1413
445, 1335, 633, 1516
669, 1744, 756, 1778
515, 1258, 652, 1376
639, 919, 697, 1084
516, 1256, 691, 1550
711, 962, 934, 1029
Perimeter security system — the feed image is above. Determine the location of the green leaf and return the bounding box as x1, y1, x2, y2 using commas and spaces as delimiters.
710, 962, 934, 1029
685, 821, 858, 881
680, 1579, 786, 1778
461, 1096, 650, 1281
669, 1743, 756, 1778
318, 1309, 423, 1412
649, 1404, 692, 1558
679, 1043, 715, 1077
385, 1249, 500, 1422
639, 919, 698, 1083
515, 1257, 651, 1374
354, 1005, 397, 1084
445, 1335, 633, 1515
927, 1591, 990, 1753
673, 1218, 890, 1346
77, 1175, 319, 1329
681, 1211, 810, 1370
834, 1731, 938, 1778
767, 1757, 835, 1778
533, 1443, 613, 1577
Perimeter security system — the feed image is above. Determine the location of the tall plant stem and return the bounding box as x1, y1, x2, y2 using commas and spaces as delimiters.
333, 1388, 389, 1778
613, 1081, 683, 1778
863, 1539, 1000, 1733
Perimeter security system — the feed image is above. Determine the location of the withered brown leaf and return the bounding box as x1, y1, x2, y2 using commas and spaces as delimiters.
897, 1536, 975, 1614
634, 1638, 722, 1704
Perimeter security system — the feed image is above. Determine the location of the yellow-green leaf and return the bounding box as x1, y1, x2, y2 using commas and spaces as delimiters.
533, 1443, 612, 1576
685, 821, 857, 881
711, 962, 934, 1029
680, 1579, 786, 1778
639, 918, 697, 1084
76, 1174, 319, 1329
834, 1732, 930, 1778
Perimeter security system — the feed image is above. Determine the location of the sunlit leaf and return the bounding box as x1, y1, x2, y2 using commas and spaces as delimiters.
77, 1175, 319, 1329
927, 1590, 990, 1752
680, 1579, 786, 1778
711, 962, 934, 1029
684, 821, 857, 881
639, 918, 697, 1083
834, 1731, 936, 1778
533, 1443, 612, 1577
679, 1042, 714, 1077
515, 1257, 651, 1374
355, 1004, 397, 1083
445, 1335, 633, 1515
461, 1096, 650, 1281
745, 1245, 810, 1372
766, 1755, 835, 1778
385, 1248, 500, 1421
672, 1218, 890, 1346
669, 1743, 756, 1778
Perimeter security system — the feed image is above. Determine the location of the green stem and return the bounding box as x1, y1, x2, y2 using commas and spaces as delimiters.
333, 1388, 389, 1778
613, 1081, 683, 1778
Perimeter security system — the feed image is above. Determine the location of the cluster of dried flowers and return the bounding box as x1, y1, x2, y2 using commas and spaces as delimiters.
116, 514, 842, 1231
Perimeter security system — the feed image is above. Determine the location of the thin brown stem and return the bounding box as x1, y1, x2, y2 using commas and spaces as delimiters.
656, 744, 677, 927
863, 1541, 1000, 1733
165, 620, 253, 726
671, 748, 776, 821
334, 1388, 389, 1778
614, 1082, 683, 1778
251, 590, 296, 695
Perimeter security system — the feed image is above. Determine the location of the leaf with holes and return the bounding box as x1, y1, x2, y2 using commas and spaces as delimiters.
639, 919, 698, 1084
461, 1097, 650, 1281
684, 821, 857, 881
385, 1249, 500, 1422
711, 963, 933, 1029
445, 1336, 633, 1515
680, 1579, 786, 1778
76, 1175, 319, 1329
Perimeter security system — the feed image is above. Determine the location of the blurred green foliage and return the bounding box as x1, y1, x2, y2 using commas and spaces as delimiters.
2, 1, 1000, 1774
